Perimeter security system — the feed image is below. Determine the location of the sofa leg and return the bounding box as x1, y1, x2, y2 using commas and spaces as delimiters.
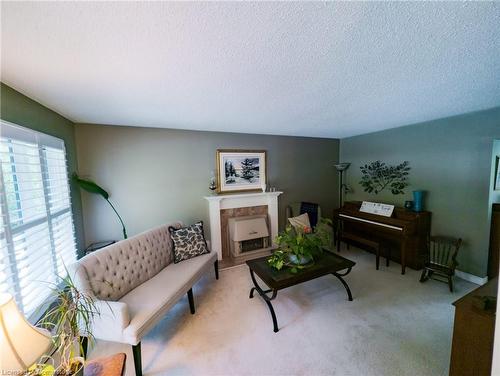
132, 343, 142, 376
214, 259, 219, 280
187, 288, 195, 314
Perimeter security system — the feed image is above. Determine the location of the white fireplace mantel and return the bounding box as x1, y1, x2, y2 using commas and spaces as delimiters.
204, 191, 283, 260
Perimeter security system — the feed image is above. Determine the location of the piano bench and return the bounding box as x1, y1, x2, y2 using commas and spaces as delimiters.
340, 232, 384, 270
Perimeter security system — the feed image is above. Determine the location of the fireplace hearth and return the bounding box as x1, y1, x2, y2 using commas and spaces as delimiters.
204, 191, 282, 268
241, 238, 265, 253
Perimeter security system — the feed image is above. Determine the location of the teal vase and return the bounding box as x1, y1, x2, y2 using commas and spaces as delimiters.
288, 253, 313, 265
413, 190, 424, 212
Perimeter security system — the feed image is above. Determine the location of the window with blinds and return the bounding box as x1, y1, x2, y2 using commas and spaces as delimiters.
0, 120, 77, 319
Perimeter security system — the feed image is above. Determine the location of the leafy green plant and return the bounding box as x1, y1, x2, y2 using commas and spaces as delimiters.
72, 173, 128, 239
267, 249, 287, 271
36, 269, 100, 375
359, 161, 410, 195
268, 218, 332, 272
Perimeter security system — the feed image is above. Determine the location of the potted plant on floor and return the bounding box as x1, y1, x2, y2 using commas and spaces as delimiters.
29, 271, 100, 376
268, 218, 332, 272
72, 173, 128, 239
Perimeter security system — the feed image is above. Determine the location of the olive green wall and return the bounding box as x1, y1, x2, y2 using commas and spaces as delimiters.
75, 123, 340, 245
5, 80, 497, 278
0, 83, 85, 254
339, 107, 500, 277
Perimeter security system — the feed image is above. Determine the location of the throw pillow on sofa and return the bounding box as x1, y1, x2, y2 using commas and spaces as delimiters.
169, 221, 210, 263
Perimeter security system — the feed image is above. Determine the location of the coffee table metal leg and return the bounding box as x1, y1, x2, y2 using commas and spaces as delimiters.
250, 287, 273, 298
332, 267, 353, 301
249, 269, 279, 333
263, 297, 279, 333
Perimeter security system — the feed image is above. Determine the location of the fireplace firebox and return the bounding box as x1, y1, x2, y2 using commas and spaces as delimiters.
228, 215, 270, 257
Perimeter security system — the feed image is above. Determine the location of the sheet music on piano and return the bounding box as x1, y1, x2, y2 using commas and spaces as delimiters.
359, 201, 395, 217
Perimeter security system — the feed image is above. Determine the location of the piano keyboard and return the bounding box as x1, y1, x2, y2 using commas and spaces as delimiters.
338, 214, 403, 231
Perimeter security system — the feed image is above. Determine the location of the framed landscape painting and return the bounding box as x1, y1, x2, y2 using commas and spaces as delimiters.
216, 149, 266, 194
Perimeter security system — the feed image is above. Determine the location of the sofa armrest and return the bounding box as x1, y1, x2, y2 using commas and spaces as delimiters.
90, 300, 130, 343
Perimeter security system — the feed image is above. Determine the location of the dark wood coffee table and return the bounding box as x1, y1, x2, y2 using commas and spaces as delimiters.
246, 250, 356, 332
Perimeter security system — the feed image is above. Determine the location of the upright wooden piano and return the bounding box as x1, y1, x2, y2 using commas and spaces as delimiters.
333, 201, 431, 274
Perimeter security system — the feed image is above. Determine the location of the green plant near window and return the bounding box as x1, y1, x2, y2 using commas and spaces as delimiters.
29, 270, 100, 376
72, 173, 128, 239
268, 218, 332, 273
359, 160, 410, 195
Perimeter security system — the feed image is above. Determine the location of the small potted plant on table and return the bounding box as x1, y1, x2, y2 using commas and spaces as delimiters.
268, 218, 332, 273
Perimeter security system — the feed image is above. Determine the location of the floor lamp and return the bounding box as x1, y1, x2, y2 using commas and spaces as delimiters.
334, 163, 351, 208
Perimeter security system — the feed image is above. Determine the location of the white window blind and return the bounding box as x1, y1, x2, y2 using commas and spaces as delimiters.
0, 120, 77, 318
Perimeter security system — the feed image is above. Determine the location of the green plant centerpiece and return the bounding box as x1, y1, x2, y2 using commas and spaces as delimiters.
268, 218, 332, 273
30, 270, 100, 376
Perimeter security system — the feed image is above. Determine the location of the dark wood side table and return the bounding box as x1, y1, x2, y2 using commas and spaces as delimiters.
84, 240, 116, 255
84, 353, 126, 376
449, 278, 497, 376
246, 250, 355, 333
488, 203, 500, 279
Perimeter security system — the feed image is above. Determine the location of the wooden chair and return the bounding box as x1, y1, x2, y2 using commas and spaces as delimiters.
420, 235, 462, 292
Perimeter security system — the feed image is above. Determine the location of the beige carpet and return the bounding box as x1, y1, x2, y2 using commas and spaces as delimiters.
89, 247, 476, 376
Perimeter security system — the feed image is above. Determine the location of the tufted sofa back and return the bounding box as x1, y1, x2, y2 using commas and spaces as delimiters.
75, 222, 182, 301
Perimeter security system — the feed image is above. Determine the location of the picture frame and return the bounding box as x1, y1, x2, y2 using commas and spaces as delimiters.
216, 149, 267, 194
495, 156, 500, 191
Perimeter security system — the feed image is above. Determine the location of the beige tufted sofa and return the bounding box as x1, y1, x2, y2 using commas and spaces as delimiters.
69, 222, 218, 376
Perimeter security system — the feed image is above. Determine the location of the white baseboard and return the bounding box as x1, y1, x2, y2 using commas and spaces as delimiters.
455, 269, 488, 286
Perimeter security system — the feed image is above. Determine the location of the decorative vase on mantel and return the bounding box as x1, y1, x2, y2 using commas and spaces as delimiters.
209, 171, 217, 193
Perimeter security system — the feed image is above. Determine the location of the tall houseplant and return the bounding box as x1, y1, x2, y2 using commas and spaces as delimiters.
31, 271, 100, 376
72, 173, 128, 239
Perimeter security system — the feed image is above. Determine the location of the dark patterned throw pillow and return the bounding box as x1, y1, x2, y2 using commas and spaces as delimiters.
169, 221, 210, 263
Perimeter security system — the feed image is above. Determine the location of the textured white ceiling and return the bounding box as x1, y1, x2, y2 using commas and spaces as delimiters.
1, 2, 499, 138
